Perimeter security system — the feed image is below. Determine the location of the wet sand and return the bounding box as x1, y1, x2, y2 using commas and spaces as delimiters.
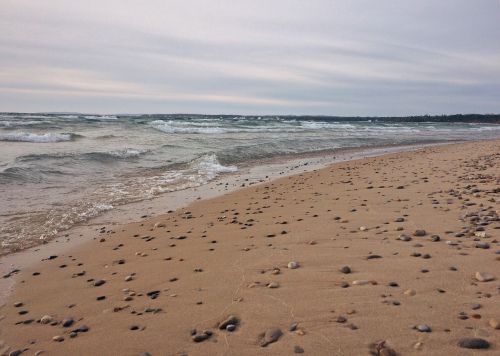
0, 140, 498, 356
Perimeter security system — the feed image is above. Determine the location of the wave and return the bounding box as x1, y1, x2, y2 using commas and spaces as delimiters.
0, 166, 67, 183
83, 148, 149, 161
16, 148, 149, 163
83, 115, 118, 120
189, 154, 238, 180
0, 132, 79, 143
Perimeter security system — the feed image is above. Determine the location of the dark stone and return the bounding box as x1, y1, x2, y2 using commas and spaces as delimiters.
340, 266, 352, 274
93, 279, 106, 287
457, 338, 490, 349
62, 318, 74, 327
294, 346, 305, 354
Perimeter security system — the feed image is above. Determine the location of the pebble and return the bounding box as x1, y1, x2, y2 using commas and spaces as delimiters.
414, 230, 426, 237
340, 266, 351, 274
52, 335, 64, 342
260, 328, 283, 347
430, 235, 440, 242
192, 332, 211, 343
288, 261, 299, 269
267, 282, 280, 288
218, 315, 239, 330
40, 315, 53, 324
398, 234, 412, 241
475, 242, 490, 249
62, 318, 74, 327
226, 324, 236, 332
125, 275, 133, 282
352, 280, 370, 286
475, 272, 495, 282
294, 345, 304, 353
457, 338, 490, 349
8, 351, 23, 356
93, 279, 106, 287
416, 324, 431, 332
489, 318, 500, 329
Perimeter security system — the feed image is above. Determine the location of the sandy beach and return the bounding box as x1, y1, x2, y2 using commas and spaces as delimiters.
0, 140, 498, 356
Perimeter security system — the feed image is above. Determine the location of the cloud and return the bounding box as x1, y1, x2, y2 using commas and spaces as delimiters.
0, 0, 499, 115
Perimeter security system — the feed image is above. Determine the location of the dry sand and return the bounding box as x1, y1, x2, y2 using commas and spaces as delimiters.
1, 140, 499, 356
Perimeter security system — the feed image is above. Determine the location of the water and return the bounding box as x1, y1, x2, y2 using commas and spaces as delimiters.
1, 113, 499, 255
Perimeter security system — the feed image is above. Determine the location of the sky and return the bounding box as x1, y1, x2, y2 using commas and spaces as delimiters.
1, 0, 499, 116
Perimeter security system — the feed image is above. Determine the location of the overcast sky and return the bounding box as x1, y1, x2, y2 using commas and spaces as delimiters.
1, 0, 499, 115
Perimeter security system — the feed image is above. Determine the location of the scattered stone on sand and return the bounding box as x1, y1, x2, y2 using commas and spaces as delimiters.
260, 328, 283, 347
52, 335, 64, 342
398, 234, 412, 242
93, 279, 106, 287
489, 318, 500, 329
288, 261, 300, 269
192, 330, 212, 343
403, 289, 417, 297
218, 315, 239, 330
416, 324, 431, 332
414, 230, 426, 237
40, 315, 54, 324
475, 272, 495, 282
475, 242, 490, 249
267, 282, 280, 288
457, 338, 490, 349
294, 345, 305, 353
62, 318, 74, 328
340, 266, 352, 274
429, 235, 440, 242
352, 280, 370, 286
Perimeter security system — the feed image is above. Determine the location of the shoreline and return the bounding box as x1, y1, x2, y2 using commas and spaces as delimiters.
0, 140, 461, 298
0, 140, 500, 355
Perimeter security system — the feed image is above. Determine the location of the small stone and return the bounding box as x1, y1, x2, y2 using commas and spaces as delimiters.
416, 324, 431, 332
219, 315, 239, 330
40, 315, 53, 324
76, 325, 89, 332
93, 279, 106, 287
489, 318, 500, 329
260, 328, 283, 347
289, 322, 298, 331
352, 280, 370, 286
52, 335, 64, 342
414, 230, 426, 237
13, 302, 23, 308
125, 275, 133, 282
475, 272, 495, 282
388, 282, 399, 287
192, 333, 210, 342
340, 266, 351, 274
294, 345, 304, 353
9, 351, 23, 356
398, 234, 412, 241
430, 235, 440, 242
457, 338, 490, 349
267, 282, 279, 288
288, 261, 299, 269
226, 324, 236, 332
475, 242, 490, 249
62, 318, 74, 327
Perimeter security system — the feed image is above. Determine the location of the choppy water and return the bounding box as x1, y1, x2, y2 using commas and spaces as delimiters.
1, 113, 499, 254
